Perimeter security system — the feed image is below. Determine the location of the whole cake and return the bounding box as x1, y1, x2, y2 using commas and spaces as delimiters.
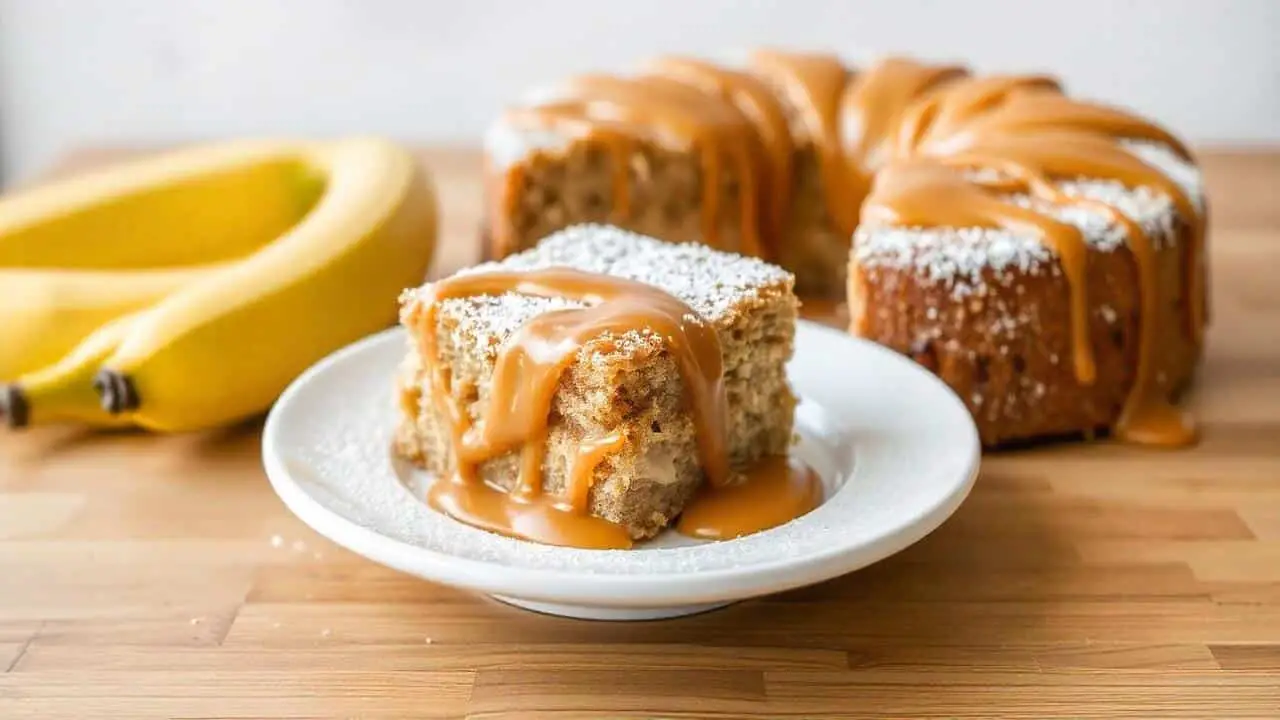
483, 50, 1207, 448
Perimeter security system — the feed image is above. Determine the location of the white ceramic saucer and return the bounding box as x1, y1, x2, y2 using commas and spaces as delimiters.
263, 321, 980, 620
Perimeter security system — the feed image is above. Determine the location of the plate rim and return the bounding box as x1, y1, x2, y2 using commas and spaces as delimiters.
263, 320, 981, 607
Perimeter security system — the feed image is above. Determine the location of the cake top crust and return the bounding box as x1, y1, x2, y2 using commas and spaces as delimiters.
402, 225, 795, 355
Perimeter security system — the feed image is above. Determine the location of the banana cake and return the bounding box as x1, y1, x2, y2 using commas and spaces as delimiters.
396, 224, 798, 539
484, 51, 1207, 448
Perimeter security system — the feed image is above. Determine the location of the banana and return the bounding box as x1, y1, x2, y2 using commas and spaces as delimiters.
93, 137, 437, 431
0, 139, 325, 268
0, 313, 143, 429
0, 264, 222, 381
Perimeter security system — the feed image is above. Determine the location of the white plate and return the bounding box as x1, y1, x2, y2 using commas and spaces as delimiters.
263, 321, 980, 620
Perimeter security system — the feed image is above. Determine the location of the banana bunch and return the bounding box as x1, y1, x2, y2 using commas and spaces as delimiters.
0, 137, 437, 431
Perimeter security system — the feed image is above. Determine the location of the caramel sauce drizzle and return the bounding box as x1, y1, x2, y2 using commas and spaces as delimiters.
861, 158, 1099, 385
565, 433, 625, 513
841, 58, 968, 176
892, 75, 1063, 157
677, 455, 823, 540
749, 49, 861, 238
428, 477, 633, 550
499, 74, 764, 257
647, 56, 794, 256
960, 92, 1192, 160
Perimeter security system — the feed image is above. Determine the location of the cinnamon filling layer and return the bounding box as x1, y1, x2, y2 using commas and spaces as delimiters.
415, 268, 820, 549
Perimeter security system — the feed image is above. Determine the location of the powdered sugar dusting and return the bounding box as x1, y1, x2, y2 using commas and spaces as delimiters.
854, 226, 1052, 298
1121, 139, 1205, 213
408, 225, 792, 348
468, 225, 791, 317
443, 294, 583, 357
484, 119, 573, 169
854, 140, 1205, 294
1012, 185, 1178, 253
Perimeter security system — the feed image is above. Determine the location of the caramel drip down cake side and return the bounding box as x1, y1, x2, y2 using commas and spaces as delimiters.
850, 139, 1205, 447
397, 225, 799, 540
849, 68, 1206, 447
484, 74, 770, 265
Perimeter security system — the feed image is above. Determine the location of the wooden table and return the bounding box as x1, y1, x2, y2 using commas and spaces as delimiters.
1, 148, 1278, 719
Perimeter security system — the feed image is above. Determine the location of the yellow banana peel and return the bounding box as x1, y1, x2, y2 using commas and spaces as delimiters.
1, 312, 142, 429
0, 264, 224, 381
0, 136, 437, 431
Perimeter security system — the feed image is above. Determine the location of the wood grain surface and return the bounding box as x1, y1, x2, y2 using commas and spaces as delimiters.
1, 147, 1278, 719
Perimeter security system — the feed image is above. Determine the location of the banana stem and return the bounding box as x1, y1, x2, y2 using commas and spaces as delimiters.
94, 370, 140, 414
0, 385, 30, 428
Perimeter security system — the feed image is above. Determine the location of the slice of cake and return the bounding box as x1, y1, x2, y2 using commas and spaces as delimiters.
396, 225, 798, 540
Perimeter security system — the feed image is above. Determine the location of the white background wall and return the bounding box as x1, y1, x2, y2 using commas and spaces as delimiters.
0, 0, 1277, 183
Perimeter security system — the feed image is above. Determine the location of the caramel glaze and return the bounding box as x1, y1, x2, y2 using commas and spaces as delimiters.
416, 267, 734, 549
498, 74, 765, 258
749, 49, 861, 238
841, 58, 968, 177
647, 56, 794, 255
866, 75, 1205, 446
677, 455, 822, 541
861, 158, 1099, 386
428, 479, 633, 550
565, 433, 625, 513
893, 75, 1063, 156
